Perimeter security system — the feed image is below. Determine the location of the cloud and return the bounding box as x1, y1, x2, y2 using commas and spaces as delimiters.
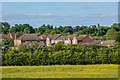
28, 13, 53, 16
86, 13, 117, 19
2, 13, 117, 27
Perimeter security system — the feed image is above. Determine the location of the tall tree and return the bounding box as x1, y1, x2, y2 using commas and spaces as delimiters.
105, 28, 117, 40
2, 22, 10, 34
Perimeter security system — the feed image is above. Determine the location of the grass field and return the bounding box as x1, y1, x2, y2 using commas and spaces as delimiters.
1, 64, 119, 78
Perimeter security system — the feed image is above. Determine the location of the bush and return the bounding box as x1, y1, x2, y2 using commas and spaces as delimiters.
2, 43, 120, 66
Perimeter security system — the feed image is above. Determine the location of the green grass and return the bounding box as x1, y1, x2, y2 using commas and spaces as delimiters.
1, 64, 119, 78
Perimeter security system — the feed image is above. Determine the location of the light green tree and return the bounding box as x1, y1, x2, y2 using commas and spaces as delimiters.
24, 27, 30, 33
105, 28, 117, 40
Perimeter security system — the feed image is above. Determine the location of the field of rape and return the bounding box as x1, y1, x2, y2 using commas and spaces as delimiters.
1, 65, 119, 78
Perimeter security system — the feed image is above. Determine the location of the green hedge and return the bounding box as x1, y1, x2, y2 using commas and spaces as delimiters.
2, 43, 120, 66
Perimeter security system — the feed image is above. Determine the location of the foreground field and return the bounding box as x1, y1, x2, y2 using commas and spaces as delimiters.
1, 65, 118, 78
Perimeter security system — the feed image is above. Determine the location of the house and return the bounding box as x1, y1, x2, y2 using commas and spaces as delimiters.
92, 36, 102, 44
101, 40, 115, 46
51, 34, 61, 44
72, 35, 93, 44
46, 34, 78, 46
14, 34, 46, 46
46, 34, 61, 46
8, 32, 15, 39
46, 35, 54, 46
46, 34, 93, 45
14, 33, 105, 46
0, 34, 10, 40
8, 32, 23, 39
67, 35, 75, 44
55, 35, 69, 45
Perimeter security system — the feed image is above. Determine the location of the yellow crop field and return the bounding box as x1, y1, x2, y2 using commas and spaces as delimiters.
1, 64, 119, 78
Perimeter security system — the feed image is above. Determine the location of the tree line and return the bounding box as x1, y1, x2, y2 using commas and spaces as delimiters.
0, 22, 120, 42
2, 42, 120, 66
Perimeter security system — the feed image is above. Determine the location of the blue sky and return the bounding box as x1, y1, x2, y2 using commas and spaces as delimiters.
2, 2, 118, 27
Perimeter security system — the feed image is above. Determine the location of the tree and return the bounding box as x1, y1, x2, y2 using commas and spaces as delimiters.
50, 30, 56, 35
24, 27, 30, 33
2, 38, 14, 45
63, 26, 73, 34
111, 23, 120, 31
105, 28, 117, 40
115, 32, 120, 42
1, 22, 10, 34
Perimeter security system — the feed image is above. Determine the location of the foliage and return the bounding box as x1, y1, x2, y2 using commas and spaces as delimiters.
0, 22, 10, 34
2, 43, 119, 66
115, 32, 120, 42
105, 28, 117, 40
1, 22, 120, 42
2, 38, 14, 45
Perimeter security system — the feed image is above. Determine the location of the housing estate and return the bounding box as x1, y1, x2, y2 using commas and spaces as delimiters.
0, 33, 116, 46
14, 33, 101, 46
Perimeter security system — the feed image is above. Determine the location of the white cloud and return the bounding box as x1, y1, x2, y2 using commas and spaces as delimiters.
26, 13, 53, 16
2, 12, 117, 27
99, 13, 118, 17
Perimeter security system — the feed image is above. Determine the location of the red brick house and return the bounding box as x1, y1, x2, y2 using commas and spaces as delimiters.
46, 35, 53, 46
46, 34, 61, 46
14, 34, 100, 46
92, 36, 102, 44
8, 32, 23, 39
72, 35, 93, 44
14, 34, 46, 46
55, 35, 69, 45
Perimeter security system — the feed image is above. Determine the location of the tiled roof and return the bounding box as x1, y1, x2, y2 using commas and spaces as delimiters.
68, 35, 75, 40
47, 35, 54, 40
93, 36, 102, 40
0, 34, 10, 39
56, 35, 68, 40
77, 35, 87, 41
52, 34, 61, 40
47, 34, 61, 40
17, 34, 43, 41
101, 40, 115, 46
8, 32, 15, 38
40, 35, 47, 40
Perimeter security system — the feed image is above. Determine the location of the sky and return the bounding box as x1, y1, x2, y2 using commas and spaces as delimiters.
1, 2, 118, 27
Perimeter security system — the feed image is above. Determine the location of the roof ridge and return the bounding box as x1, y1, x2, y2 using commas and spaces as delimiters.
21, 34, 26, 40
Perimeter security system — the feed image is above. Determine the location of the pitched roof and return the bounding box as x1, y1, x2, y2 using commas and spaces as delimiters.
17, 34, 43, 41
101, 40, 115, 46
93, 36, 102, 40
0, 34, 10, 39
52, 34, 61, 40
47, 35, 54, 40
76, 35, 87, 41
47, 34, 61, 40
56, 35, 68, 40
40, 35, 47, 40
68, 35, 75, 40
8, 32, 15, 38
